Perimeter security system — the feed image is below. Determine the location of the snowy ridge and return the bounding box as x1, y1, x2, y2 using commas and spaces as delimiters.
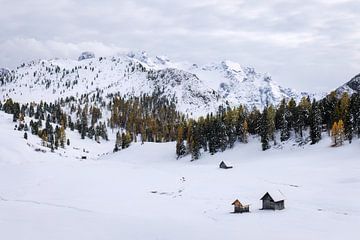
336, 73, 360, 95
1, 51, 311, 116
78, 51, 95, 61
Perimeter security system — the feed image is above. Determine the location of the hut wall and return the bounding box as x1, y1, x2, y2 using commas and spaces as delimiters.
262, 199, 275, 210
274, 200, 285, 210
234, 206, 241, 213
234, 206, 249, 213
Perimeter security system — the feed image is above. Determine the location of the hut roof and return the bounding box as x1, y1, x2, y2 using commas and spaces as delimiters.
232, 199, 243, 206
260, 191, 285, 202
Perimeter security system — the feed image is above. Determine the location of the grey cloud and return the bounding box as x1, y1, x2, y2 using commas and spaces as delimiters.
1, 0, 360, 92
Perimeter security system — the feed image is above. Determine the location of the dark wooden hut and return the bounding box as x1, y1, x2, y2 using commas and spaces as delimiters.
219, 161, 233, 169
260, 192, 285, 210
232, 199, 250, 213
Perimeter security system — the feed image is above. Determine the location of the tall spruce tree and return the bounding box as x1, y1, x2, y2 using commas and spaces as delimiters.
267, 105, 276, 144
224, 110, 237, 148
309, 99, 322, 144
260, 107, 270, 151
277, 99, 290, 142
350, 93, 360, 138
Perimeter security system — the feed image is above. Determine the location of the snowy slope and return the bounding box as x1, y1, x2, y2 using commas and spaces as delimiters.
1, 51, 310, 117
336, 73, 360, 95
0, 111, 359, 240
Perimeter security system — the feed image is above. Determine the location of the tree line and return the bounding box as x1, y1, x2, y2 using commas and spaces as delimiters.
177, 92, 360, 160
0, 91, 359, 159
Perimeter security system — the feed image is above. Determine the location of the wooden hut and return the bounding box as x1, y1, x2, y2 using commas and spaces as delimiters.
219, 161, 233, 169
232, 199, 250, 213
260, 192, 285, 210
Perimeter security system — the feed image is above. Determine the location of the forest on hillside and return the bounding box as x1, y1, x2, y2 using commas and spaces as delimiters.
0, 91, 359, 160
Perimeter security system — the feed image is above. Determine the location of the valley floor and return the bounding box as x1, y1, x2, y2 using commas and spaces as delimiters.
0, 112, 359, 240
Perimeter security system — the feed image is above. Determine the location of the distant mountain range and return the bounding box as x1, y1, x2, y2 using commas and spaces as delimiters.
0, 51, 352, 117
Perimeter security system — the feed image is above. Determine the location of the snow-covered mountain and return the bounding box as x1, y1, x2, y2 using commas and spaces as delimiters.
0, 51, 309, 116
336, 73, 360, 95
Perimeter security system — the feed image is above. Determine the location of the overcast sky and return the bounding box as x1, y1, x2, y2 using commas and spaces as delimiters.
1, 0, 360, 91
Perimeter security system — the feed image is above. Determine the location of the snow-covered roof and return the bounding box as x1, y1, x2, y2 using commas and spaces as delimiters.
261, 190, 285, 202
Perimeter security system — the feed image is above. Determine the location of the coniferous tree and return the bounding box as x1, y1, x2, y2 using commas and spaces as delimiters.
322, 92, 337, 133
176, 126, 186, 159
122, 132, 132, 149
59, 126, 66, 148
338, 93, 353, 143
236, 106, 247, 143
197, 117, 208, 151
260, 107, 270, 151
331, 120, 345, 146
286, 98, 296, 130
114, 131, 122, 152
242, 120, 249, 143
12, 102, 20, 122
344, 110, 353, 144
217, 117, 228, 152
208, 116, 217, 155
277, 99, 290, 142
310, 99, 322, 144
40, 129, 48, 147
224, 110, 237, 148
189, 122, 201, 160
80, 105, 88, 139
297, 97, 311, 138
247, 107, 261, 135
267, 105, 276, 144
350, 93, 360, 138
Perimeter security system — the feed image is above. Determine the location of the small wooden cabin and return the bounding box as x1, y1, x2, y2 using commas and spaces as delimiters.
219, 161, 233, 169
232, 199, 250, 213
260, 192, 285, 210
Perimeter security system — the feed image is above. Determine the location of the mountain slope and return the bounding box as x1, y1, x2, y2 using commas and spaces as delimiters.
336, 73, 360, 95
1, 51, 307, 116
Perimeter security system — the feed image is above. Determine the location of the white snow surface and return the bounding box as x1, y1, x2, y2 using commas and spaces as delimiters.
1, 51, 317, 117
0, 111, 359, 240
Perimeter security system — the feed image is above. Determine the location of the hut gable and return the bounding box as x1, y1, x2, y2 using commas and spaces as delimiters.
260, 192, 274, 201
231, 199, 249, 213
219, 161, 233, 169
260, 191, 285, 210
232, 199, 243, 207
